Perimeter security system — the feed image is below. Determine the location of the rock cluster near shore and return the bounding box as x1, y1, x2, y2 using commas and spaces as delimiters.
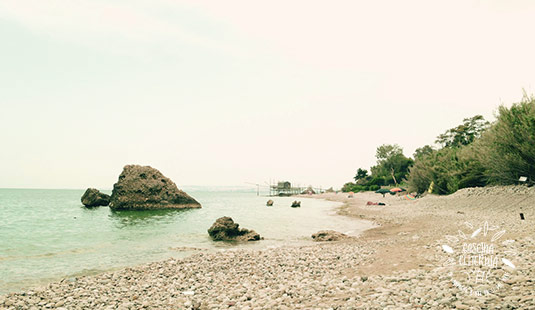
207, 217, 261, 242
81, 188, 110, 207
312, 230, 351, 242
109, 165, 201, 210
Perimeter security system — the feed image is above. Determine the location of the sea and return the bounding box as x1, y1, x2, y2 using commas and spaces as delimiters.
0, 188, 372, 295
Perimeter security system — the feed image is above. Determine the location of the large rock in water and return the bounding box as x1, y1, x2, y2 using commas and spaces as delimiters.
208, 217, 261, 241
81, 188, 110, 207
109, 165, 201, 210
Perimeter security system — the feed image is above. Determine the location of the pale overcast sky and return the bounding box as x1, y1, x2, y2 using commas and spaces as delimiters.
1, 0, 534, 189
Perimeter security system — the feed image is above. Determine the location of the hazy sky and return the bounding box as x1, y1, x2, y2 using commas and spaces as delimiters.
1, 0, 534, 189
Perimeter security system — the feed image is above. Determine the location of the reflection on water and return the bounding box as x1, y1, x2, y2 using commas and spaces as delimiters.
109, 208, 195, 228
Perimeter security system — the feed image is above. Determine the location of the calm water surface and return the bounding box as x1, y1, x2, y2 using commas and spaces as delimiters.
0, 188, 372, 294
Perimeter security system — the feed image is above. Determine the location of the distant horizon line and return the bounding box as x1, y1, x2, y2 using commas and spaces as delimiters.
0, 185, 260, 191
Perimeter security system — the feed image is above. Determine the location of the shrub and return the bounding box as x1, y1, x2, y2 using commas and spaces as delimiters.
367, 176, 385, 187
368, 184, 380, 191
482, 94, 535, 184
341, 182, 355, 192
407, 146, 488, 195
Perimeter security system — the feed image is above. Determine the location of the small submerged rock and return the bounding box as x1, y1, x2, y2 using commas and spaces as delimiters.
311, 230, 350, 242
208, 217, 261, 241
81, 188, 110, 207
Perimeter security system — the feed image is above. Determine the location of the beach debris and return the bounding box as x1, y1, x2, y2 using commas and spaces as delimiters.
311, 230, 351, 242
207, 217, 261, 242
81, 188, 110, 207
266, 199, 274, 206
366, 201, 386, 206
109, 165, 201, 210
291, 201, 301, 208
404, 194, 416, 200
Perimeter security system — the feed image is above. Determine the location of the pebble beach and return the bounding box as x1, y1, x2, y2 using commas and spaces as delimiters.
1, 186, 534, 309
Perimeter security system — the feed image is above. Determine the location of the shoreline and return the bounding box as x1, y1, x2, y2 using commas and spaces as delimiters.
1, 186, 534, 309
0, 195, 370, 297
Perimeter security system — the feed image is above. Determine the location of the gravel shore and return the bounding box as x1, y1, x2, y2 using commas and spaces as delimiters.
1, 186, 534, 309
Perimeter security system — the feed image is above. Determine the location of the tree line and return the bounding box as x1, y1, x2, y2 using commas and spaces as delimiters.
343, 93, 535, 195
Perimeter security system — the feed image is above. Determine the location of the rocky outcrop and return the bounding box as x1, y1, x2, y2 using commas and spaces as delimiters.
266, 199, 274, 206
109, 165, 201, 210
208, 217, 261, 241
311, 230, 351, 242
81, 188, 110, 207
291, 201, 301, 208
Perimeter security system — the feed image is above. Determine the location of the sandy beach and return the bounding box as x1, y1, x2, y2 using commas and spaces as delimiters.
1, 186, 533, 309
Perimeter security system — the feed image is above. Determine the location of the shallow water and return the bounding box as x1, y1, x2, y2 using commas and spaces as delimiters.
0, 188, 371, 294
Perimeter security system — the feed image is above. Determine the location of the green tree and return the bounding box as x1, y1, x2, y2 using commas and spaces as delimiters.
435, 115, 489, 148
353, 168, 368, 182
482, 93, 535, 184
413, 145, 435, 160
376, 144, 403, 161
371, 144, 413, 185
409, 154, 487, 194
409, 121, 489, 194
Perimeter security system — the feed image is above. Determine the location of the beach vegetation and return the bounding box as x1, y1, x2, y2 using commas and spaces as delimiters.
413, 145, 435, 160
343, 145, 413, 192
370, 144, 413, 186
435, 115, 489, 148
407, 92, 535, 194
353, 168, 368, 182
344, 93, 535, 195
407, 115, 490, 195
481, 93, 535, 185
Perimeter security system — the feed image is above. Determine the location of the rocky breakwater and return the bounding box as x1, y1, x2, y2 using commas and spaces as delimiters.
208, 217, 261, 241
81, 188, 110, 207
109, 165, 201, 210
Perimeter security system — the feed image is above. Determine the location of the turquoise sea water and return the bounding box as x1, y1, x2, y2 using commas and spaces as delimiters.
0, 188, 371, 294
